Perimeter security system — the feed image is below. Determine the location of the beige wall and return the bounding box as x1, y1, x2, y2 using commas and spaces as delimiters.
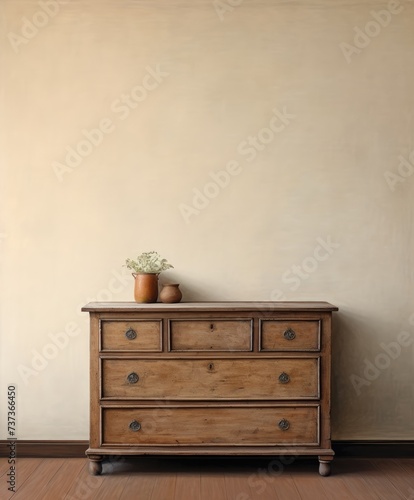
1, 0, 413, 440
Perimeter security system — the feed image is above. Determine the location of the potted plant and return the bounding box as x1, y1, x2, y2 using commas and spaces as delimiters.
125, 251, 173, 303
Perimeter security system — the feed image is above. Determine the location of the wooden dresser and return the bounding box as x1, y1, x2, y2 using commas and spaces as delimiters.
82, 301, 338, 476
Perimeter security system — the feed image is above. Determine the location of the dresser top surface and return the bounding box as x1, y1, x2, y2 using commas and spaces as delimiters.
82, 301, 338, 313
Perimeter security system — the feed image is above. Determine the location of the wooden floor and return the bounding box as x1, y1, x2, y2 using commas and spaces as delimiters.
1, 456, 414, 500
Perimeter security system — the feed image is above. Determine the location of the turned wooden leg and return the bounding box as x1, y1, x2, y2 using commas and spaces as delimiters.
88, 455, 103, 475
318, 458, 332, 477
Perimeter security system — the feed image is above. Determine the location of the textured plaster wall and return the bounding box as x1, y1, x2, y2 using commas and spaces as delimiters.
1, 0, 413, 440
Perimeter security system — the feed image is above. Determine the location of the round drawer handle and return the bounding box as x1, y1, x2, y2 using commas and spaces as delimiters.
125, 328, 137, 340
283, 328, 296, 341
278, 372, 290, 384
129, 420, 141, 432
278, 419, 290, 431
127, 372, 139, 384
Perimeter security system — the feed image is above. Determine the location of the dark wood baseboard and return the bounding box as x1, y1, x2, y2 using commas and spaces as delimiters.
333, 440, 414, 457
1, 440, 413, 458
0, 440, 88, 458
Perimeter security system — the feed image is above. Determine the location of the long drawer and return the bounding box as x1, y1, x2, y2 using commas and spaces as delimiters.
101, 358, 319, 400
102, 405, 320, 446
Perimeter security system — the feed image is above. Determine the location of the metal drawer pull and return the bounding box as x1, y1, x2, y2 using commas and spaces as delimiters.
208, 363, 214, 371
125, 328, 137, 340
278, 419, 290, 431
283, 328, 296, 340
129, 420, 141, 432
278, 372, 290, 384
127, 372, 139, 384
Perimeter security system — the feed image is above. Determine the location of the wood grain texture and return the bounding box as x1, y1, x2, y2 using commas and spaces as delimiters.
101, 320, 162, 351
63, 462, 106, 499
372, 458, 414, 496
102, 406, 319, 446
0, 458, 42, 500
120, 473, 156, 499
174, 474, 201, 500
150, 473, 176, 500
11, 459, 77, 500
260, 319, 321, 351
3, 457, 413, 500
89, 314, 101, 452
86, 301, 335, 475
199, 473, 227, 500
169, 319, 252, 351
102, 357, 319, 399
292, 473, 332, 499
82, 301, 339, 312
225, 473, 255, 500
267, 473, 303, 500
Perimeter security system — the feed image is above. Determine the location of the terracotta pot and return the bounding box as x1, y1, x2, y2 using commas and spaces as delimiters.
159, 283, 182, 303
133, 273, 159, 303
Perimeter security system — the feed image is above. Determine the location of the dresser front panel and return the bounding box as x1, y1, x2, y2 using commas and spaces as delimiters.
100, 320, 162, 352
84, 301, 337, 474
101, 358, 320, 400
169, 319, 253, 351
259, 320, 321, 351
102, 405, 319, 446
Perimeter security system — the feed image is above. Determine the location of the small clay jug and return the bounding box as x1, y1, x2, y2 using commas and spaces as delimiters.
159, 283, 182, 303
133, 273, 159, 303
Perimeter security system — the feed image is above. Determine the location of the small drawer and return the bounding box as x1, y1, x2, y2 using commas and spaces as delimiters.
260, 320, 321, 351
100, 320, 162, 352
169, 319, 253, 351
102, 405, 320, 446
101, 358, 319, 400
